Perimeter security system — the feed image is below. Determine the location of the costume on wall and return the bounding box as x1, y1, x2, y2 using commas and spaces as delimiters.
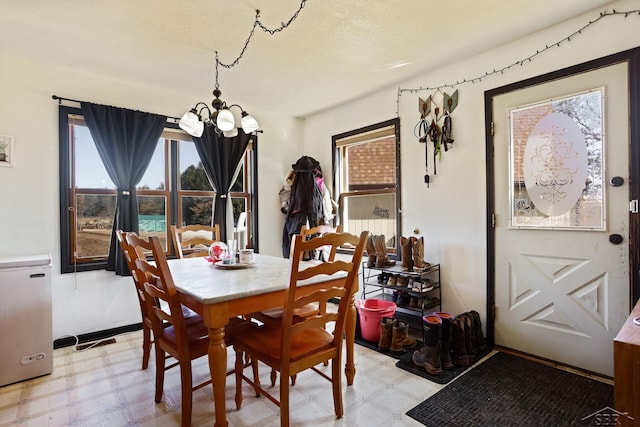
281, 156, 324, 257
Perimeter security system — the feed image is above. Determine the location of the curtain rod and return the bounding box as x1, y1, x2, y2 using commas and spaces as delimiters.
51, 95, 180, 123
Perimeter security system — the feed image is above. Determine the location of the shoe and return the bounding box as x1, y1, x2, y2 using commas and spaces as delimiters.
434, 312, 454, 369
374, 234, 396, 268
397, 291, 411, 306
411, 236, 429, 271
467, 310, 487, 352
378, 317, 394, 351
365, 235, 377, 268
412, 315, 442, 375
451, 316, 470, 367
401, 236, 413, 271
390, 319, 417, 353
396, 276, 408, 287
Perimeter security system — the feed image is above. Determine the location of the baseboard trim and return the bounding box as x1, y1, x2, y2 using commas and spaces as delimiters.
54, 323, 143, 349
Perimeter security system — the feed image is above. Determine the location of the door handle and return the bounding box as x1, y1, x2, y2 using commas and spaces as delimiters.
609, 234, 623, 245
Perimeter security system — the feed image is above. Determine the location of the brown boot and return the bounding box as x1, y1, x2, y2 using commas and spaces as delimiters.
411, 236, 428, 271
390, 319, 417, 352
451, 316, 470, 366
377, 317, 394, 351
374, 234, 395, 268
365, 235, 377, 268
401, 236, 413, 271
434, 312, 454, 369
412, 315, 442, 375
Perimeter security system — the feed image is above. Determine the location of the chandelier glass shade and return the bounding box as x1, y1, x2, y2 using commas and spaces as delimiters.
179, 87, 259, 138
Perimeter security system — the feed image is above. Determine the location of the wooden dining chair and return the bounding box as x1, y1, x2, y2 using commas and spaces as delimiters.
116, 230, 203, 370
126, 233, 256, 427
233, 230, 368, 427
170, 223, 221, 258
253, 224, 343, 385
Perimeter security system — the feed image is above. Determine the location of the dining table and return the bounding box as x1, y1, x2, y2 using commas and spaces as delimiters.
167, 253, 359, 427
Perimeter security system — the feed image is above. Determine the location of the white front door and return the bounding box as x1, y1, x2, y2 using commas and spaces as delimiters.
492, 62, 630, 376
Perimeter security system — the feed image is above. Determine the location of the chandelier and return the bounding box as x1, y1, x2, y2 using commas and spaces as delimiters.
178, 2, 309, 138
179, 53, 259, 138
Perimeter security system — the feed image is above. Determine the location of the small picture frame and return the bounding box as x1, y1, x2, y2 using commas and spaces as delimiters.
0, 135, 14, 167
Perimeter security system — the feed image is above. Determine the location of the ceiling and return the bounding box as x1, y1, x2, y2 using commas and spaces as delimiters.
0, 0, 616, 119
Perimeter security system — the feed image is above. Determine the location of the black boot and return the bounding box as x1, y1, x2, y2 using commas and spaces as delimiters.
434, 312, 454, 369
451, 316, 469, 367
412, 315, 442, 375
462, 313, 477, 361
468, 310, 487, 352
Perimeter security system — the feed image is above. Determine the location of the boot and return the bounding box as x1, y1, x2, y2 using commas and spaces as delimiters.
462, 313, 477, 360
468, 310, 487, 352
401, 236, 413, 271
374, 234, 396, 268
451, 316, 470, 366
434, 312, 454, 369
411, 236, 428, 271
377, 317, 394, 351
390, 319, 417, 352
365, 235, 377, 268
412, 315, 442, 375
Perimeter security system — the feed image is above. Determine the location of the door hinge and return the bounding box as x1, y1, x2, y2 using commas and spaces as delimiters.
490, 122, 495, 136
491, 213, 496, 228
630, 200, 638, 214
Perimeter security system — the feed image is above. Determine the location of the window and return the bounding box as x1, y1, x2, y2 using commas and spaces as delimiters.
332, 118, 401, 256
59, 105, 257, 273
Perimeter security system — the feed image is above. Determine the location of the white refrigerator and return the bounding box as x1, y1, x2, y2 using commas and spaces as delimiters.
0, 254, 53, 386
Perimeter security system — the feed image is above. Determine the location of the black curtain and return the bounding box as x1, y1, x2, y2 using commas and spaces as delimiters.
81, 102, 166, 275
193, 126, 250, 242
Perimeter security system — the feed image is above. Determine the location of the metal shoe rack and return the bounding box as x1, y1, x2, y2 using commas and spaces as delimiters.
361, 263, 441, 331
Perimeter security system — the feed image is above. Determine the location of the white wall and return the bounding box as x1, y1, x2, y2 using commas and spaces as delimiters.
303, 0, 640, 319
0, 0, 637, 339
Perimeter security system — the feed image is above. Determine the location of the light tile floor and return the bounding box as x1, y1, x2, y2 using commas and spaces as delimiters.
0, 330, 447, 427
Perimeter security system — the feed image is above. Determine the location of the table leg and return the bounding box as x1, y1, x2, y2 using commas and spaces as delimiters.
345, 298, 357, 385
208, 325, 228, 427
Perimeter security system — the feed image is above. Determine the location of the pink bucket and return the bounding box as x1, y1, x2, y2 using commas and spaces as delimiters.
356, 299, 397, 342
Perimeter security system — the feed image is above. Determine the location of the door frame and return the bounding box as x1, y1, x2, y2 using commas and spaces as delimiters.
485, 47, 640, 346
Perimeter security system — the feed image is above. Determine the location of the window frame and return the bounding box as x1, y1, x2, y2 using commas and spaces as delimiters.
58, 105, 258, 273
331, 117, 401, 257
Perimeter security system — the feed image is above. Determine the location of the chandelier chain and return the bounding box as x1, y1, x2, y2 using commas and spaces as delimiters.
215, 0, 308, 84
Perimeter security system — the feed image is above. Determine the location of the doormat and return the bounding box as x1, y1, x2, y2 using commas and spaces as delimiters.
406, 351, 614, 427
355, 335, 423, 360
395, 346, 492, 385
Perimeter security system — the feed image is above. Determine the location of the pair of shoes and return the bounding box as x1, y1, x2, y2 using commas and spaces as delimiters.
400, 236, 429, 272
451, 310, 487, 366
378, 317, 417, 353
411, 312, 455, 375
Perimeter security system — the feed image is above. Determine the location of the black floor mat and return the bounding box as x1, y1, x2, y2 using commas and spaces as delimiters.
395, 346, 492, 385
406, 351, 614, 427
